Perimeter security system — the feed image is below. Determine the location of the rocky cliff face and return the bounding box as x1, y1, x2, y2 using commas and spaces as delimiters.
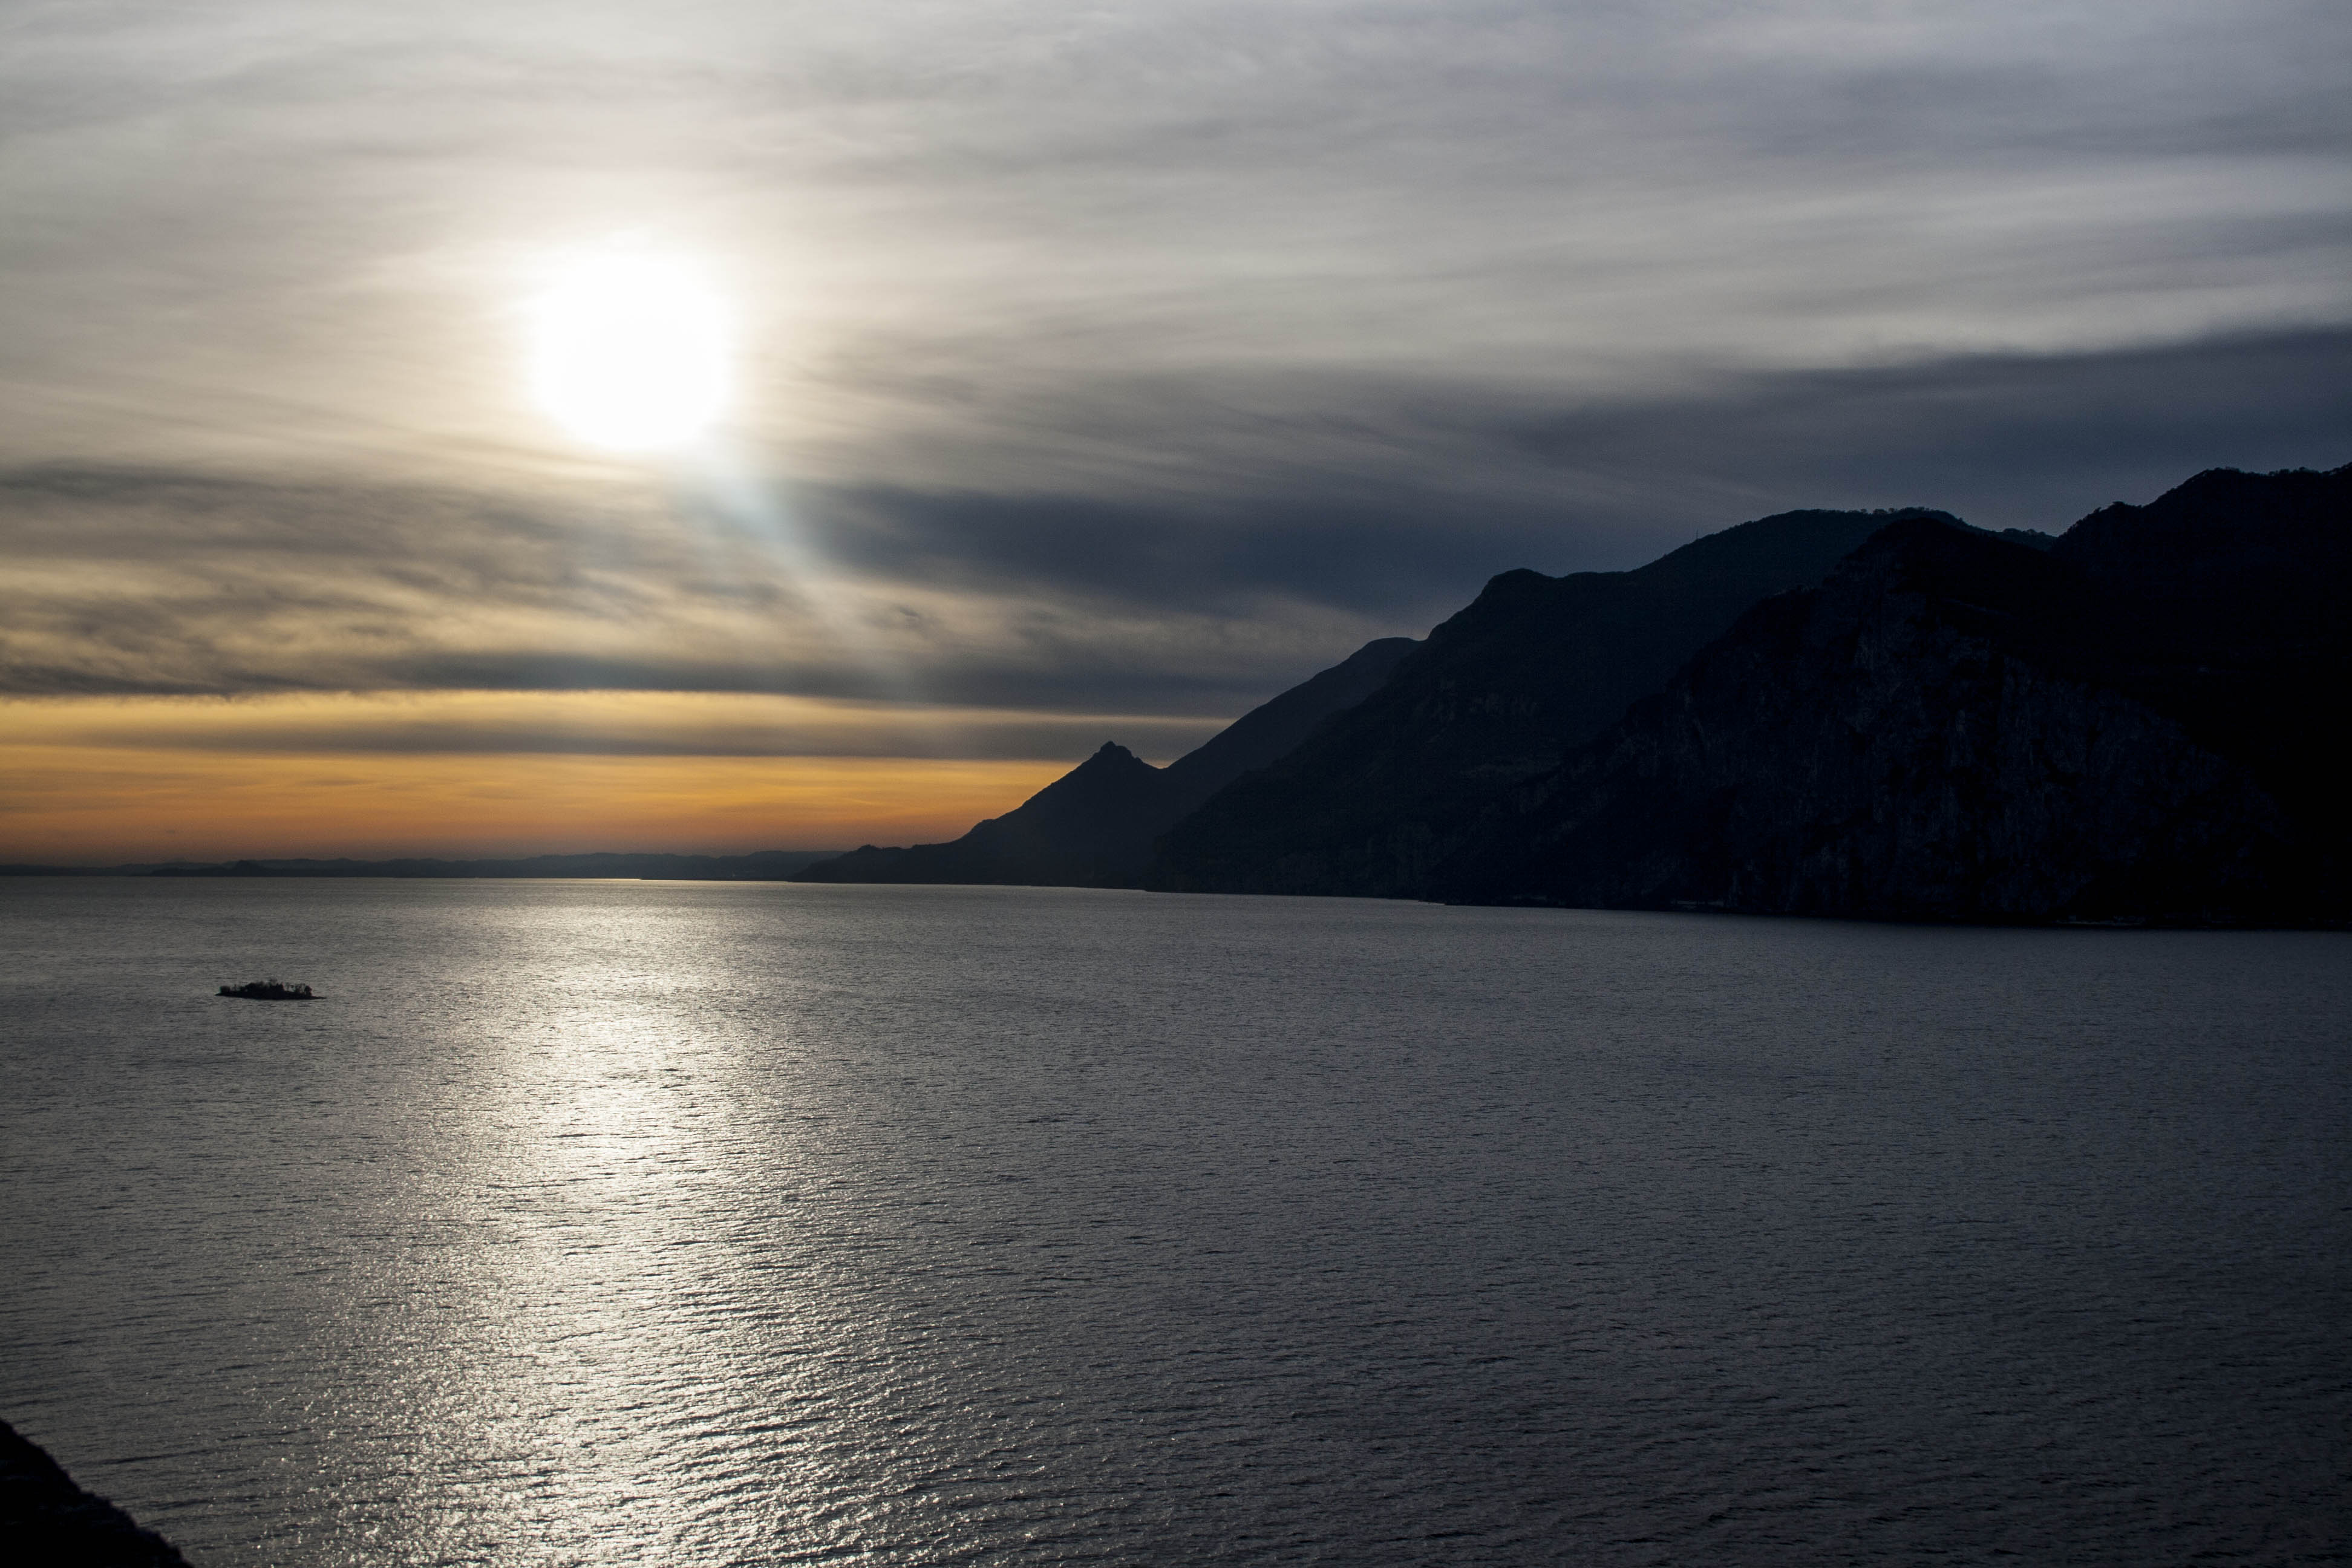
2047, 462, 2352, 836
1432, 518, 2331, 921
1157, 462, 2347, 924
1147, 507, 1953, 896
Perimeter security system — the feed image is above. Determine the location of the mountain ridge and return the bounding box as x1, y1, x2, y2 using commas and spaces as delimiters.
25, 464, 2339, 925
1147, 506, 1959, 897
1429, 513, 2337, 921
1183, 461, 2345, 923
791, 635, 1419, 886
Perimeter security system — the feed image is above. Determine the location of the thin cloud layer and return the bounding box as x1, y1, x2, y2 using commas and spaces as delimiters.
2, 691, 1226, 763
0, 466, 1395, 707
6, 328, 2344, 710
5, 1, 2345, 473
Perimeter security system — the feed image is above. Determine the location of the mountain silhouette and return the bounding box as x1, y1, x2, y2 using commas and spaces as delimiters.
1147, 506, 1960, 896
65, 464, 2337, 924
792, 739, 1172, 887
791, 635, 1419, 886
2047, 462, 2352, 843
1169, 462, 2345, 923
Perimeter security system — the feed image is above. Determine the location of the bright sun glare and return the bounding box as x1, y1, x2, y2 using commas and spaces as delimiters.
529, 253, 730, 452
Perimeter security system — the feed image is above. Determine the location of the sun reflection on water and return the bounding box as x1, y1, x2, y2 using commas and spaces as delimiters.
331, 920, 854, 1564
10, 881, 2351, 1566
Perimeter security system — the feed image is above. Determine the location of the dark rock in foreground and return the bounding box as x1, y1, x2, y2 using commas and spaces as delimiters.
0, 1420, 191, 1567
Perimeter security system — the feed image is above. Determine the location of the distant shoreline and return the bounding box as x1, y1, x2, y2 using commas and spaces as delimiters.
4, 869, 2345, 931
0, 850, 844, 881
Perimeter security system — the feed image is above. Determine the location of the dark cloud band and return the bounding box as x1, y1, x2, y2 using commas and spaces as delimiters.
5, 325, 2347, 712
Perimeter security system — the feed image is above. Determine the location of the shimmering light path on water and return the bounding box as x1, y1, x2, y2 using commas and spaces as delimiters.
3, 880, 2347, 1566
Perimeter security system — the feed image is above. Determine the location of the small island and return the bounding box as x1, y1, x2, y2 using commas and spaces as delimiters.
217, 980, 315, 1001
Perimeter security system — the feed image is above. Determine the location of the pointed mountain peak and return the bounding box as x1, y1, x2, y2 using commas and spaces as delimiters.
1070, 740, 1149, 774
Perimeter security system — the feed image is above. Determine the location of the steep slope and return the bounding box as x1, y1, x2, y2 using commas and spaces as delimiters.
792, 636, 1418, 887
2049, 462, 2352, 832
1432, 465, 2350, 922
794, 742, 1174, 887
1160, 636, 1419, 802
1147, 507, 1948, 896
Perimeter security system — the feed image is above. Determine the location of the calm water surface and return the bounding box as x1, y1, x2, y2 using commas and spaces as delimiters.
2, 878, 2347, 1566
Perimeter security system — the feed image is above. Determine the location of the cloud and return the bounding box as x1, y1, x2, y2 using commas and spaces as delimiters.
5, 325, 2347, 711
2, 690, 1226, 763
0, 464, 1400, 707
0, 0, 2344, 730
3, 1, 2345, 476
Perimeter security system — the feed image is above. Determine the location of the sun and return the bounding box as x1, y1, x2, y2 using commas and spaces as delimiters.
528, 252, 731, 452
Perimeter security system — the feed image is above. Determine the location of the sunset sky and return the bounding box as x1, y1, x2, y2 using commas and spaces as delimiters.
4, 0, 2347, 862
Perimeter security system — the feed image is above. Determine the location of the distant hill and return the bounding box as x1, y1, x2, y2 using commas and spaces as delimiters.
137, 850, 843, 879
1148, 506, 1951, 897
1, 862, 206, 877
791, 636, 1420, 887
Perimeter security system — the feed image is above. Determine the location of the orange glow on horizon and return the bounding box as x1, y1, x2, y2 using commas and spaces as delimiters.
0, 746, 1063, 863
1, 700, 1079, 864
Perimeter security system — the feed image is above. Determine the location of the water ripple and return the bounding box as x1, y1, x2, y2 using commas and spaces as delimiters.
2, 880, 2348, 1565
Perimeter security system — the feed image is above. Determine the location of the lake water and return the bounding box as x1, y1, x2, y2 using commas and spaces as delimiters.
2, 878, 2347, 1566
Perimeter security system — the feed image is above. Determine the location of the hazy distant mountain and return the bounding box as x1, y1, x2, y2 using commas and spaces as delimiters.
138, 850, 842, 880
1148, 506, 1952, 897
1173, 462, 2345, 924
791, 636, 1420, 887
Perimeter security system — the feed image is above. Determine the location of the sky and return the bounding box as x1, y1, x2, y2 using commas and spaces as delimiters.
2, 0, 2347, 862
